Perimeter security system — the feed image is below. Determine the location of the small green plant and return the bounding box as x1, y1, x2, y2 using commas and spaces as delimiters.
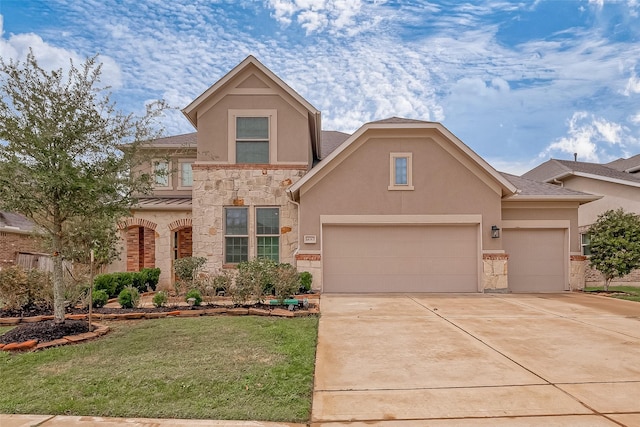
118, 286, 140, 309
0, 265, 53, 311
299, 271, 313, 293
185, 289, 202, 306
274, 263, 300, 304
174, 257, 207, 288
152, 290, 168, 307
92, 289, 109, 308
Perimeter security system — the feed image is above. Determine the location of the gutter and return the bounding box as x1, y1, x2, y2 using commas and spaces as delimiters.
286, 188, 301, 261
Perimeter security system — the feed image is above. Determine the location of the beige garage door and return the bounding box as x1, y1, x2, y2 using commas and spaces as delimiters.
502, 229, 566, 292
323, 224, 479, 293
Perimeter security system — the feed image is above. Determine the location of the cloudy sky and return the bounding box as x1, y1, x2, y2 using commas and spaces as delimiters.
1, 0, 640, 174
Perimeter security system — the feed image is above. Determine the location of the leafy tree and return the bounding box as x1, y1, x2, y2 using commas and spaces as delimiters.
0, 50, 164, 323
588, 208, 640, 291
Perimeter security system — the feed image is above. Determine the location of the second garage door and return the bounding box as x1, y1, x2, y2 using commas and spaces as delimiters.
322, 224, 479, 293
502, 228, 567, 292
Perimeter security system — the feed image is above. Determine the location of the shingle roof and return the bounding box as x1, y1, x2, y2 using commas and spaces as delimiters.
523, 159, 640, 185
368, 117, 436, 125
143, 133, 197, 148
606, 154, 640, 172
320, 130, 350, 159
0, 211, 36, 232
501, 173, 594, 197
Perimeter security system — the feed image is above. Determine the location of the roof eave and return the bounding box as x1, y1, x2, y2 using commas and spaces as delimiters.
502, 194, 602, 204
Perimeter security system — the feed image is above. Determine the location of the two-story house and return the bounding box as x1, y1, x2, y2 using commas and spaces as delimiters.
112, 56, 599, 293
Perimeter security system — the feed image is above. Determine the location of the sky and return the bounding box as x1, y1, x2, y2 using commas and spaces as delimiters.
1, 0, 640, 174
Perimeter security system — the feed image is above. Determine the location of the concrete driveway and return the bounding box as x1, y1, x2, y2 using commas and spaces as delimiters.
311, 293, 640, 426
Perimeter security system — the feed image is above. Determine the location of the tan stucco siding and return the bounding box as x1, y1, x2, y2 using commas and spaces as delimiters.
561, 176, 640, 227
132, 149, 196, 196
299, 135, 502, 251
196, 94, 311, 164
501, 202, 581, 252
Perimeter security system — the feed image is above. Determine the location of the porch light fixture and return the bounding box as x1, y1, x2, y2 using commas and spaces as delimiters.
491, 225, 500, 239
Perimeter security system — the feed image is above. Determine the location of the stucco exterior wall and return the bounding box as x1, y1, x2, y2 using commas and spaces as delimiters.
298, 131, 503, 252
191, 165, 305, 274
561, 175, 640, 226
501, 202, 582, 252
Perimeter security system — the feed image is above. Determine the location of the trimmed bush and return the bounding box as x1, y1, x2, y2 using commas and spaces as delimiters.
299, 271, 313, 293
118, 286, 140, 309
94, 269, 161, 298
152, 291, 168, 307
185, 289, 202, 306
92, 289, 109, 308
0, 265, 52, 311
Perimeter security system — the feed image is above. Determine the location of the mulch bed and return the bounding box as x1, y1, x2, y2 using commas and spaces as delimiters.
0, 319, 89, 344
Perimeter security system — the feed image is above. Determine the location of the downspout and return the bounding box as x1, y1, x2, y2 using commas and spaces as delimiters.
286, 188, 301, 261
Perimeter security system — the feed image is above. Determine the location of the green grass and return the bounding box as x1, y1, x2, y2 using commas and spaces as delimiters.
0, 326, 14, 335
0, 316, 318, 422
584, 285, 640, 302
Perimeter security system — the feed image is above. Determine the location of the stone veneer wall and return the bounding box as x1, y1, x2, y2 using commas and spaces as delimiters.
295, 254, 322, 291
570, 255, 587, 290
482, 253, 509, 292
192, 165, 306, 273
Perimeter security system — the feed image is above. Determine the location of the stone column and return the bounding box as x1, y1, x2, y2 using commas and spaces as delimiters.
569, 255, 587, 291
482, 253, 509, 292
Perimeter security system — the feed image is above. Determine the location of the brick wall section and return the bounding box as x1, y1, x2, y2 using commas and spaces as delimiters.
585, 264, 640, 286
176, 227, 193, 259
0, 231, 41, 269
126, 227, 140, 271
125, 226, 156, 271
143, 227, 156, 268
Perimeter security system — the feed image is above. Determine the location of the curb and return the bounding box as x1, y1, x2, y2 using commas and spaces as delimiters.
1, 323, 110, 353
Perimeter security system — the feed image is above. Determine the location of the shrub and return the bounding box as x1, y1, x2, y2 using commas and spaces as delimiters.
152, 291, 168, 308
235, 258, 277, 303
142, 267, 161, 291
174, 257, 206, 283
213, 269, 233, 295
185, 289, 202, 306
118, 286, 140, 309
274, 263, 300, 304
93, 273, 117, 298
92, 289, 109, 308
299, 271, 313, 293
0, 266, 53, 311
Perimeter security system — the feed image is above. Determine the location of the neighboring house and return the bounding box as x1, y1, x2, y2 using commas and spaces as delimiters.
0, 211, 42, 269
523, 157, 640, 286
115, 56, 599, 292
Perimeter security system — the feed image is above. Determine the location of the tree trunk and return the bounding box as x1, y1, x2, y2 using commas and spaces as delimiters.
604, 277, 611, 292
52, 221, 65, 324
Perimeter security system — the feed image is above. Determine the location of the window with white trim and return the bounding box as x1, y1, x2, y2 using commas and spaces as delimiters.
179, 160, 193, 187
256, 207, 279, 262
225, 207, 248, 263
153, 159, 170, 188
236, 117, 269, 163
581, 233, 591, 256
388, 153, 414, 190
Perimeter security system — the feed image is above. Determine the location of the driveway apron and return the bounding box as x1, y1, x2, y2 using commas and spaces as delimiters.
311, 293, 640, 426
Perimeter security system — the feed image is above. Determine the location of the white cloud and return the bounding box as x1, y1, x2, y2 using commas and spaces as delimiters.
0, 16, 122, 88
541, 112, 636, 162
624, 70, 640, 95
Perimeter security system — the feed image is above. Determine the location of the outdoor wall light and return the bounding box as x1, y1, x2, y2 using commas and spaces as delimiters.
491, 225, 500, 238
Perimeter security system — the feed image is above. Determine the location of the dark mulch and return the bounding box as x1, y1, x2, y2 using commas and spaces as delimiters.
0, 319, 89, 344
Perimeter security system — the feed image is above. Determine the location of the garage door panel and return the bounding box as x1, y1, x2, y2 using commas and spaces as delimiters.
323, 224, 479, 293
503, 228, 566, 292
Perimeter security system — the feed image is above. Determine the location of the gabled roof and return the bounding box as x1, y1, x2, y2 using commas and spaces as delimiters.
182, 55, 320, 129
320, 130, 350, 159
500, 173, 600, 203
606, 154, 640, 172
288, 118, 518, 200
523, 159, 640, 188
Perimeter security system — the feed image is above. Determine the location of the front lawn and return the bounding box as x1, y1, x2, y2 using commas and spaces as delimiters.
584, 285, 640, 302
0, 316, 318, 422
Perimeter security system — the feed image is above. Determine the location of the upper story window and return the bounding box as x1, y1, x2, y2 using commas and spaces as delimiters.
179, 161, 193, 188
388, 153, 414, 190
236, 117, 269, 163
153, 160, 170, 188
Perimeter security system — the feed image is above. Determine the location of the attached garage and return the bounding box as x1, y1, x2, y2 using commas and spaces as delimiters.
502, 228, 567, 292
322, 224, 479, 293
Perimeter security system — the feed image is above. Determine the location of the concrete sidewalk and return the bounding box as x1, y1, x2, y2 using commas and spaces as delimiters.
311, 293, 640, 426
1, 414, 305, 427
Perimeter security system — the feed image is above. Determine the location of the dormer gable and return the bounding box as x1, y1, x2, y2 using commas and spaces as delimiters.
182, 56, 321, 165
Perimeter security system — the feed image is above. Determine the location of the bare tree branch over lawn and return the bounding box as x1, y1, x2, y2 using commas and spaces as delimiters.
0, 50, 165, 323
